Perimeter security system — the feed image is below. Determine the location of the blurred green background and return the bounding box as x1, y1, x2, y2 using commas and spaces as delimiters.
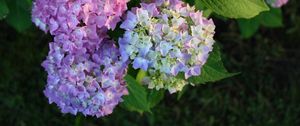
1, 0, 300, 126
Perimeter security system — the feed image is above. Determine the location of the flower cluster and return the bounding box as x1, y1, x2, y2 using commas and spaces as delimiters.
33, 0, 129, 117
267, 0, 289, 8
119, 0, 215, 93
33, 0, 216, 117
32, 0, 128, 34
42, 34, 128, 117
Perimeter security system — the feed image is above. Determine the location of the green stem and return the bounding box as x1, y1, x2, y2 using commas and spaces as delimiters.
75, 115, 81, 126
136, 69, 147, 84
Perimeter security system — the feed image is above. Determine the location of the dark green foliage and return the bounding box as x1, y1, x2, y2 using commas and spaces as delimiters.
122, 75, 151, 113
260, 8, 283, 28
4, 0, 32, 32
122, 75, 165, 113
147, 90, 164, 108
238, 8, 283, 38
238, 17, 261, 38
187, 44, 238, 85
0, 0, 9, 19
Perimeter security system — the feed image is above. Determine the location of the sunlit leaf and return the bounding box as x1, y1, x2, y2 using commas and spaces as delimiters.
197, 0, 269, 19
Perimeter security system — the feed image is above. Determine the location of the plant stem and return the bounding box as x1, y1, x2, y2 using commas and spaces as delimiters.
75, 115, 81, 126
136, 69, 147, 84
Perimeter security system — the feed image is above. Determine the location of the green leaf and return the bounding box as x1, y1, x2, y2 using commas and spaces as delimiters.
0, 0, 9, 20
5, 0, 32, 32
122, 75, 150, 113
237, 8, 283, 38
238, 16, 261, 38
194, 0, 205, 10
147, 90, 164, 108
197, 0, 269, 19
260, 8, 283, 28
188, 44, 238, 84
195, 0, 213, 18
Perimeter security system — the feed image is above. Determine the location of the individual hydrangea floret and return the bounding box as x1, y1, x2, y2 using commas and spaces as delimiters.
119, 0, 216, 93
32, 0, 129, 34
267, 0, 289, 8
42, 35, 128, 117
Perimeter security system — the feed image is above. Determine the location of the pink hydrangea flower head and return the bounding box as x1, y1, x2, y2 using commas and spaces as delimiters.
267, 0, 289, 8
42, 34, 128, 117
32, 0, 129, 35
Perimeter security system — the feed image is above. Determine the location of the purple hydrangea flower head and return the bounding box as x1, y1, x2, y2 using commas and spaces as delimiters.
267, 0, 289, 8
119, 0, 216, 93
32, 0, 129, 34
42, 35, 128, 117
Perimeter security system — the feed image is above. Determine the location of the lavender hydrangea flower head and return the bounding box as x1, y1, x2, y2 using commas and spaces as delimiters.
42, 34, 128, 117
32, 0, 129, 34
267, 0, 289, 8
119, 0, 216, 93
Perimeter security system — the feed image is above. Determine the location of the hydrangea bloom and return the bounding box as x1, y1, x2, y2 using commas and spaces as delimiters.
267, 0, 289, 8
119, 0, 215, 93
42, 32, 128, 117
33, 0, 130, 117
32, 0, 128, 34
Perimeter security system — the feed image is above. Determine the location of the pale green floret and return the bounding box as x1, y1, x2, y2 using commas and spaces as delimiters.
172, 17, 185, 27
136, 9, 150, 27
144, 71, 188, 93
191, 25, 204, 39
139, 35, 152, 49
167, 78, 186, 94
162, 24, 170, 34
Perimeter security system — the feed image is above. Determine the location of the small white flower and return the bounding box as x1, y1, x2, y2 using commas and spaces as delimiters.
136, 9, 150, 26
